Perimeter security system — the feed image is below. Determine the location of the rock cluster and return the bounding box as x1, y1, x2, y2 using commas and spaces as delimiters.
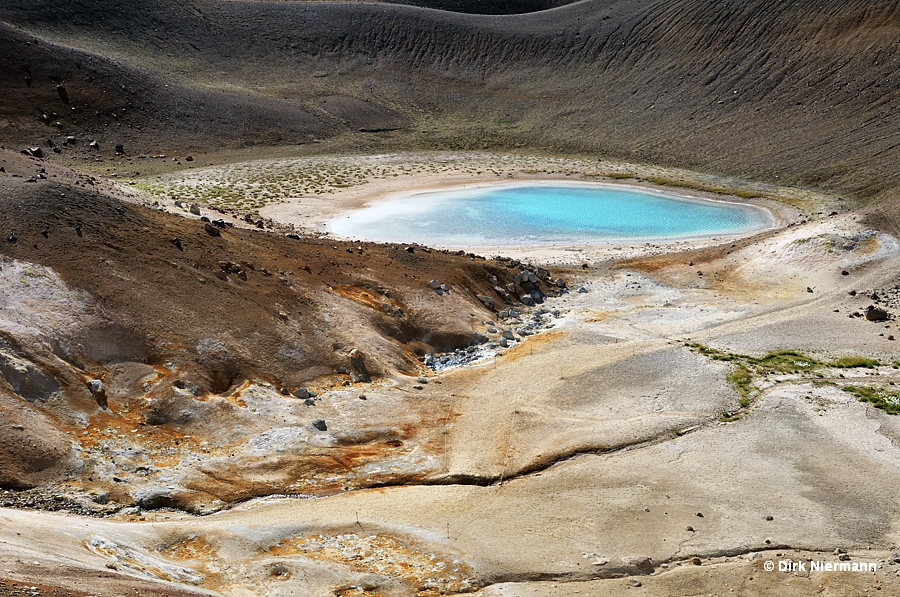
423, 308, 560, 372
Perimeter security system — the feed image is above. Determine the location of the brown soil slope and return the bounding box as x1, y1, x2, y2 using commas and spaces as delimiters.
0, 0, 897, 200
0, 149, 546, 494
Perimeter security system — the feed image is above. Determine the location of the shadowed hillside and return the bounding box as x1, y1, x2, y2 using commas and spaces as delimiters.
1, 0, 898, 199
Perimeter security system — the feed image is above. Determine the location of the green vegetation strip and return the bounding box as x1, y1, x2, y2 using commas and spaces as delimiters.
684, 343, 895, 418
841, 386, 900, 415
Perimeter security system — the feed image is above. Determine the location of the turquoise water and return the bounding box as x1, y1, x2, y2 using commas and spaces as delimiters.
329, 182, 773, 246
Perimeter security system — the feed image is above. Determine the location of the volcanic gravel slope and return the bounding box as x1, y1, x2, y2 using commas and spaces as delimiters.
0, 0, 897, 199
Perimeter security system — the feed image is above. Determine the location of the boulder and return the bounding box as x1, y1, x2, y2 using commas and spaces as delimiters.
348, 348, 370, 382
56, 84, 70, 104
203, 222, 221, 237
89, 140, 100, 150
865, 305, 889, 321
621, 555, 653, 571
87, 379, 107, 408
477, 294, 495, 309
555, 278, 567, 288
292, 388, 310, 400
189, 203, 201, 216
427, 279, 441, 289
311, 419, 327, 431
501, 329, 515, 340
0, 350, 59, 402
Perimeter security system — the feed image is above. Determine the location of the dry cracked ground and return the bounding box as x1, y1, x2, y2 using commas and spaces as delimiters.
1, 0, 900, 595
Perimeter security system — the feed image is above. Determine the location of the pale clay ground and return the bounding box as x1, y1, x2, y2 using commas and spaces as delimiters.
2, 154, 900, 596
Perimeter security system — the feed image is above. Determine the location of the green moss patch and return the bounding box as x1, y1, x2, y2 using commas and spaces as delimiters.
841, 385, 900, 415
685, 343, 888, 417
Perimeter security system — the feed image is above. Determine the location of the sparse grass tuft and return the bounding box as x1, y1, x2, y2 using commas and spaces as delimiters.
842, 385, 900, 415
754, 350, 821, 373
727, 365, 754, 406
831, 356, 880, 368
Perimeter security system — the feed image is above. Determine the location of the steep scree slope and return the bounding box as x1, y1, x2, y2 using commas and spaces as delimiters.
0, 0, 897, 199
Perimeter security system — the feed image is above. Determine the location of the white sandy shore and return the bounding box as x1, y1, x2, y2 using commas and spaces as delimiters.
138, 151, 817, 265
317, 178, 789, 265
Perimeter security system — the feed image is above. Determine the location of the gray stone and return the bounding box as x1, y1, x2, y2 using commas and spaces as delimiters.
311, 419, 327, 431
501, 329, 515, 340
89, 140, 100, 150
499, 337, 508, 347
477, 294, 494, 308
506, 283, 516, 293
440, 284, 449, 291
521, 295, 535, 306
578, 286, 588, 293
189, 203, 201, 216
292, 387, 310, 399
204, 222, 221, 236
488, 275, 498, 285
556, 278, 567, 288
427, 279, 441, 289
416, 376, 429, 384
